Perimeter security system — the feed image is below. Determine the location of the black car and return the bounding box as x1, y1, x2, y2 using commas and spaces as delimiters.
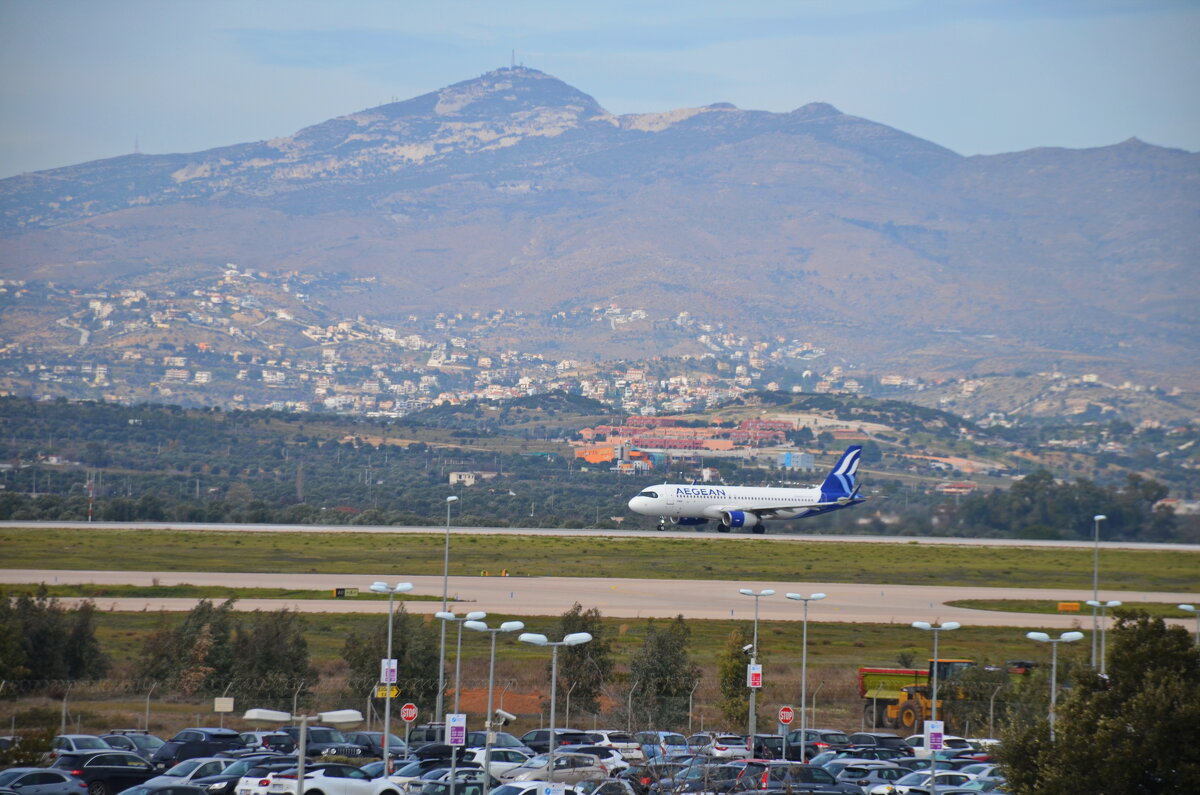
343, 732, 407, 759
405, 724, 446, 752
520, 729, 592, 754
0, 767, 88, 795
735, 763, 860, 794
843, 733, 913, 756
189, 755, 283, 795
784, 729, 851, 762
279, 726, 361, 758
100, 733, 166, 763
151, 730, 243, 770
51, 750, 159, 795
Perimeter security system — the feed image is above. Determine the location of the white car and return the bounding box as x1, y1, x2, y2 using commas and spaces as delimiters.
693, 735, 749, 760
490, 783, 583, 795
458, 749, 531, 777
868, 769, 974, 794
583, 731, 645, 763
267, 764, 402, 795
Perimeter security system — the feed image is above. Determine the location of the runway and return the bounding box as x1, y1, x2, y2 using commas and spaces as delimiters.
5, 568, 1195, 630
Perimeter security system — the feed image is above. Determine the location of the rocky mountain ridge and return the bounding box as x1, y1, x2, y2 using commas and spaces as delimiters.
1, 67, 1197, 386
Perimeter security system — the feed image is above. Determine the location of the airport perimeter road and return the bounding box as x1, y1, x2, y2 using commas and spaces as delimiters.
2, 520, 1196, 551
5, 569, 1196, 629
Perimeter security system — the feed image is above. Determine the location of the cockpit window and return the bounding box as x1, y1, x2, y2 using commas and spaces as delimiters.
638, 491, 658, 499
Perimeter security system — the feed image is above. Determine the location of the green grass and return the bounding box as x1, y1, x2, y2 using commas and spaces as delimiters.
2, 527, 1197, 591
0, 583, 442, 601
946, 598, 1191, 618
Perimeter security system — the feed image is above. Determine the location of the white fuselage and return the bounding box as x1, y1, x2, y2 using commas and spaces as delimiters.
628, 483, 826, 521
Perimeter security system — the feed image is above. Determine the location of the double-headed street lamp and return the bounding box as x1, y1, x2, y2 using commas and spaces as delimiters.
1091, 513, 1106, 667
786, 592, 825, 759
1027, 631, 1084, 741
437, 494, 459, 721
368, 580, 414, 770
1180, 604, 1199, 646
1085, 599, 1122, 675
466, 618, 525, 795
519, 631, 592, 776
437, 610, 488, 713
738, 588, 774, 740
243, 708, 363, 795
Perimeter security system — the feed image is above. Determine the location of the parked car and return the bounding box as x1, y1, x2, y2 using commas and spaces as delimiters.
100, 733, 165, 763
501, 753, 608, 785
389, 759, 480, 791
236, 733, 297, 756
343, 733, 408, 760
633, 732, 689, 762
557, 746, 630, 775
229, 759, 302, 795
647, 762, 745, 795
844, 735, 913, 757
519, 730, 592, 755
583, 732, 644, 762
463, 732, 534, 756
746, 735, 794, 761
189, 755, 281, 795
50, 750, 159, 795
266, 764, 402, 795
733, 762, 861, 794
152, 730, 244, 770
115, 785, 206, 795
490, 784, 582, 795
784, 729, 851, 762
902, 735, 974, 759
140, 758, 236, 789
411, 767, 499, 795
404, 726, 445, 752
51, 737, 113, 760
687, 734, 749, 760
866, 769, 974, 795
617, 761, 687, 795
458, 748, 530, 777
0, 767, 87, 795
576, 779, 638, 795
829, 762, 907, 792
280, 727, 362, 759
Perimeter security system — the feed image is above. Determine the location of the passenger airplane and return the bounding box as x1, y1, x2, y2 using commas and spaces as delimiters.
627, 445, 866, 534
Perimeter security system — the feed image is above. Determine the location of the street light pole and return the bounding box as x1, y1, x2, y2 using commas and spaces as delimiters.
738, 588, 774, 742
1180, 604, 1199, 646
786, 592, 826, 760
1026, 631, 1084, 742
369, 581, 414, 771
437, 494, 459, 721
519, 631, 593, 778
1091, 514, 1106, 667
1085, 599, 1121, 675
436, 610, 488, 712
242, 709, 363, 795
912, 621, 959, 795
466, 619, 524, 795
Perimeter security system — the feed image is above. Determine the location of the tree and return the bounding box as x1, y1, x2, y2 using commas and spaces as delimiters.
999, 613, 1200, 794
135, 599, 236, 693
628, 615, 700, 731
231, 609, 318, 710
555, 603, 614, 716
63, 600, 109, 680
716, 627, 753, 727
342, 602, 439, 712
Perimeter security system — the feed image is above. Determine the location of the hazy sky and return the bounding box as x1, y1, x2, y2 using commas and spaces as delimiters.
1, 0, 1197, 178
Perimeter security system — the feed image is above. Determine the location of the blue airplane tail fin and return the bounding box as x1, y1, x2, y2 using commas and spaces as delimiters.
820, 445, 862, 497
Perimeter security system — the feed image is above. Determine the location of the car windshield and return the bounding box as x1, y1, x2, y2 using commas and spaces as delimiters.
133, 736, 165, 749
395, 762, 428, 776
308, 730, 346, 743
223, 760, 258, 777
165, 760, 204, 777
0, 772, 24, 787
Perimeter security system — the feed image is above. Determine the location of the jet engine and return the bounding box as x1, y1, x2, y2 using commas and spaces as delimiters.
722, 510, 760, 528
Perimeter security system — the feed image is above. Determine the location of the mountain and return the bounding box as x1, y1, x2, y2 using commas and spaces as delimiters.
1, 67, 1197, 385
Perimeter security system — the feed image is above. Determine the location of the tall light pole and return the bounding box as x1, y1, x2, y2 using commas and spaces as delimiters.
369, 580, 414, 771
519, 631, 592, 777
1085, 599, 1121, 675
1179, 604, 1199, 646
1091, 514, 1106, 667
786, 592, 825, 760
437, 494, 459, 721
911, 621, 960, 726
466, 618, 524, 795
738, 588, 774, 742
1027, 631, 1084, 741
436, 610, 488, 712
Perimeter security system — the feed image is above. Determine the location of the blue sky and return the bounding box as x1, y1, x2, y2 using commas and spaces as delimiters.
1, 0, 1197, 178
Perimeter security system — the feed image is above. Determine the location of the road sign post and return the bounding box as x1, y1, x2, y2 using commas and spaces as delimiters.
778, 706, 793, 758
400, 703, 418, 761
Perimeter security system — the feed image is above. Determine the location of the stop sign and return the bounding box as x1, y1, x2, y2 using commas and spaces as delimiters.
778, 706, 794, 725
400, 702, 418, 722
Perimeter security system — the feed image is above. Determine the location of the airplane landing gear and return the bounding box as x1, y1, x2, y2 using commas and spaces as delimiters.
656, 518, 667, 531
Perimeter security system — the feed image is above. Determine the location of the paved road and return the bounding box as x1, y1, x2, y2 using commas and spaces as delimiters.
6, 569, 1195, 630
3, 520, 1197, 551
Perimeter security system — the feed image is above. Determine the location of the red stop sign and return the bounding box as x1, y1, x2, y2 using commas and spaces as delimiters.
778, 706, 794, 725
400, 702, 418, 722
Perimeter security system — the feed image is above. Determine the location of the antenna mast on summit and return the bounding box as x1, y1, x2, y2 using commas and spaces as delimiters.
511, 49, 515, 69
